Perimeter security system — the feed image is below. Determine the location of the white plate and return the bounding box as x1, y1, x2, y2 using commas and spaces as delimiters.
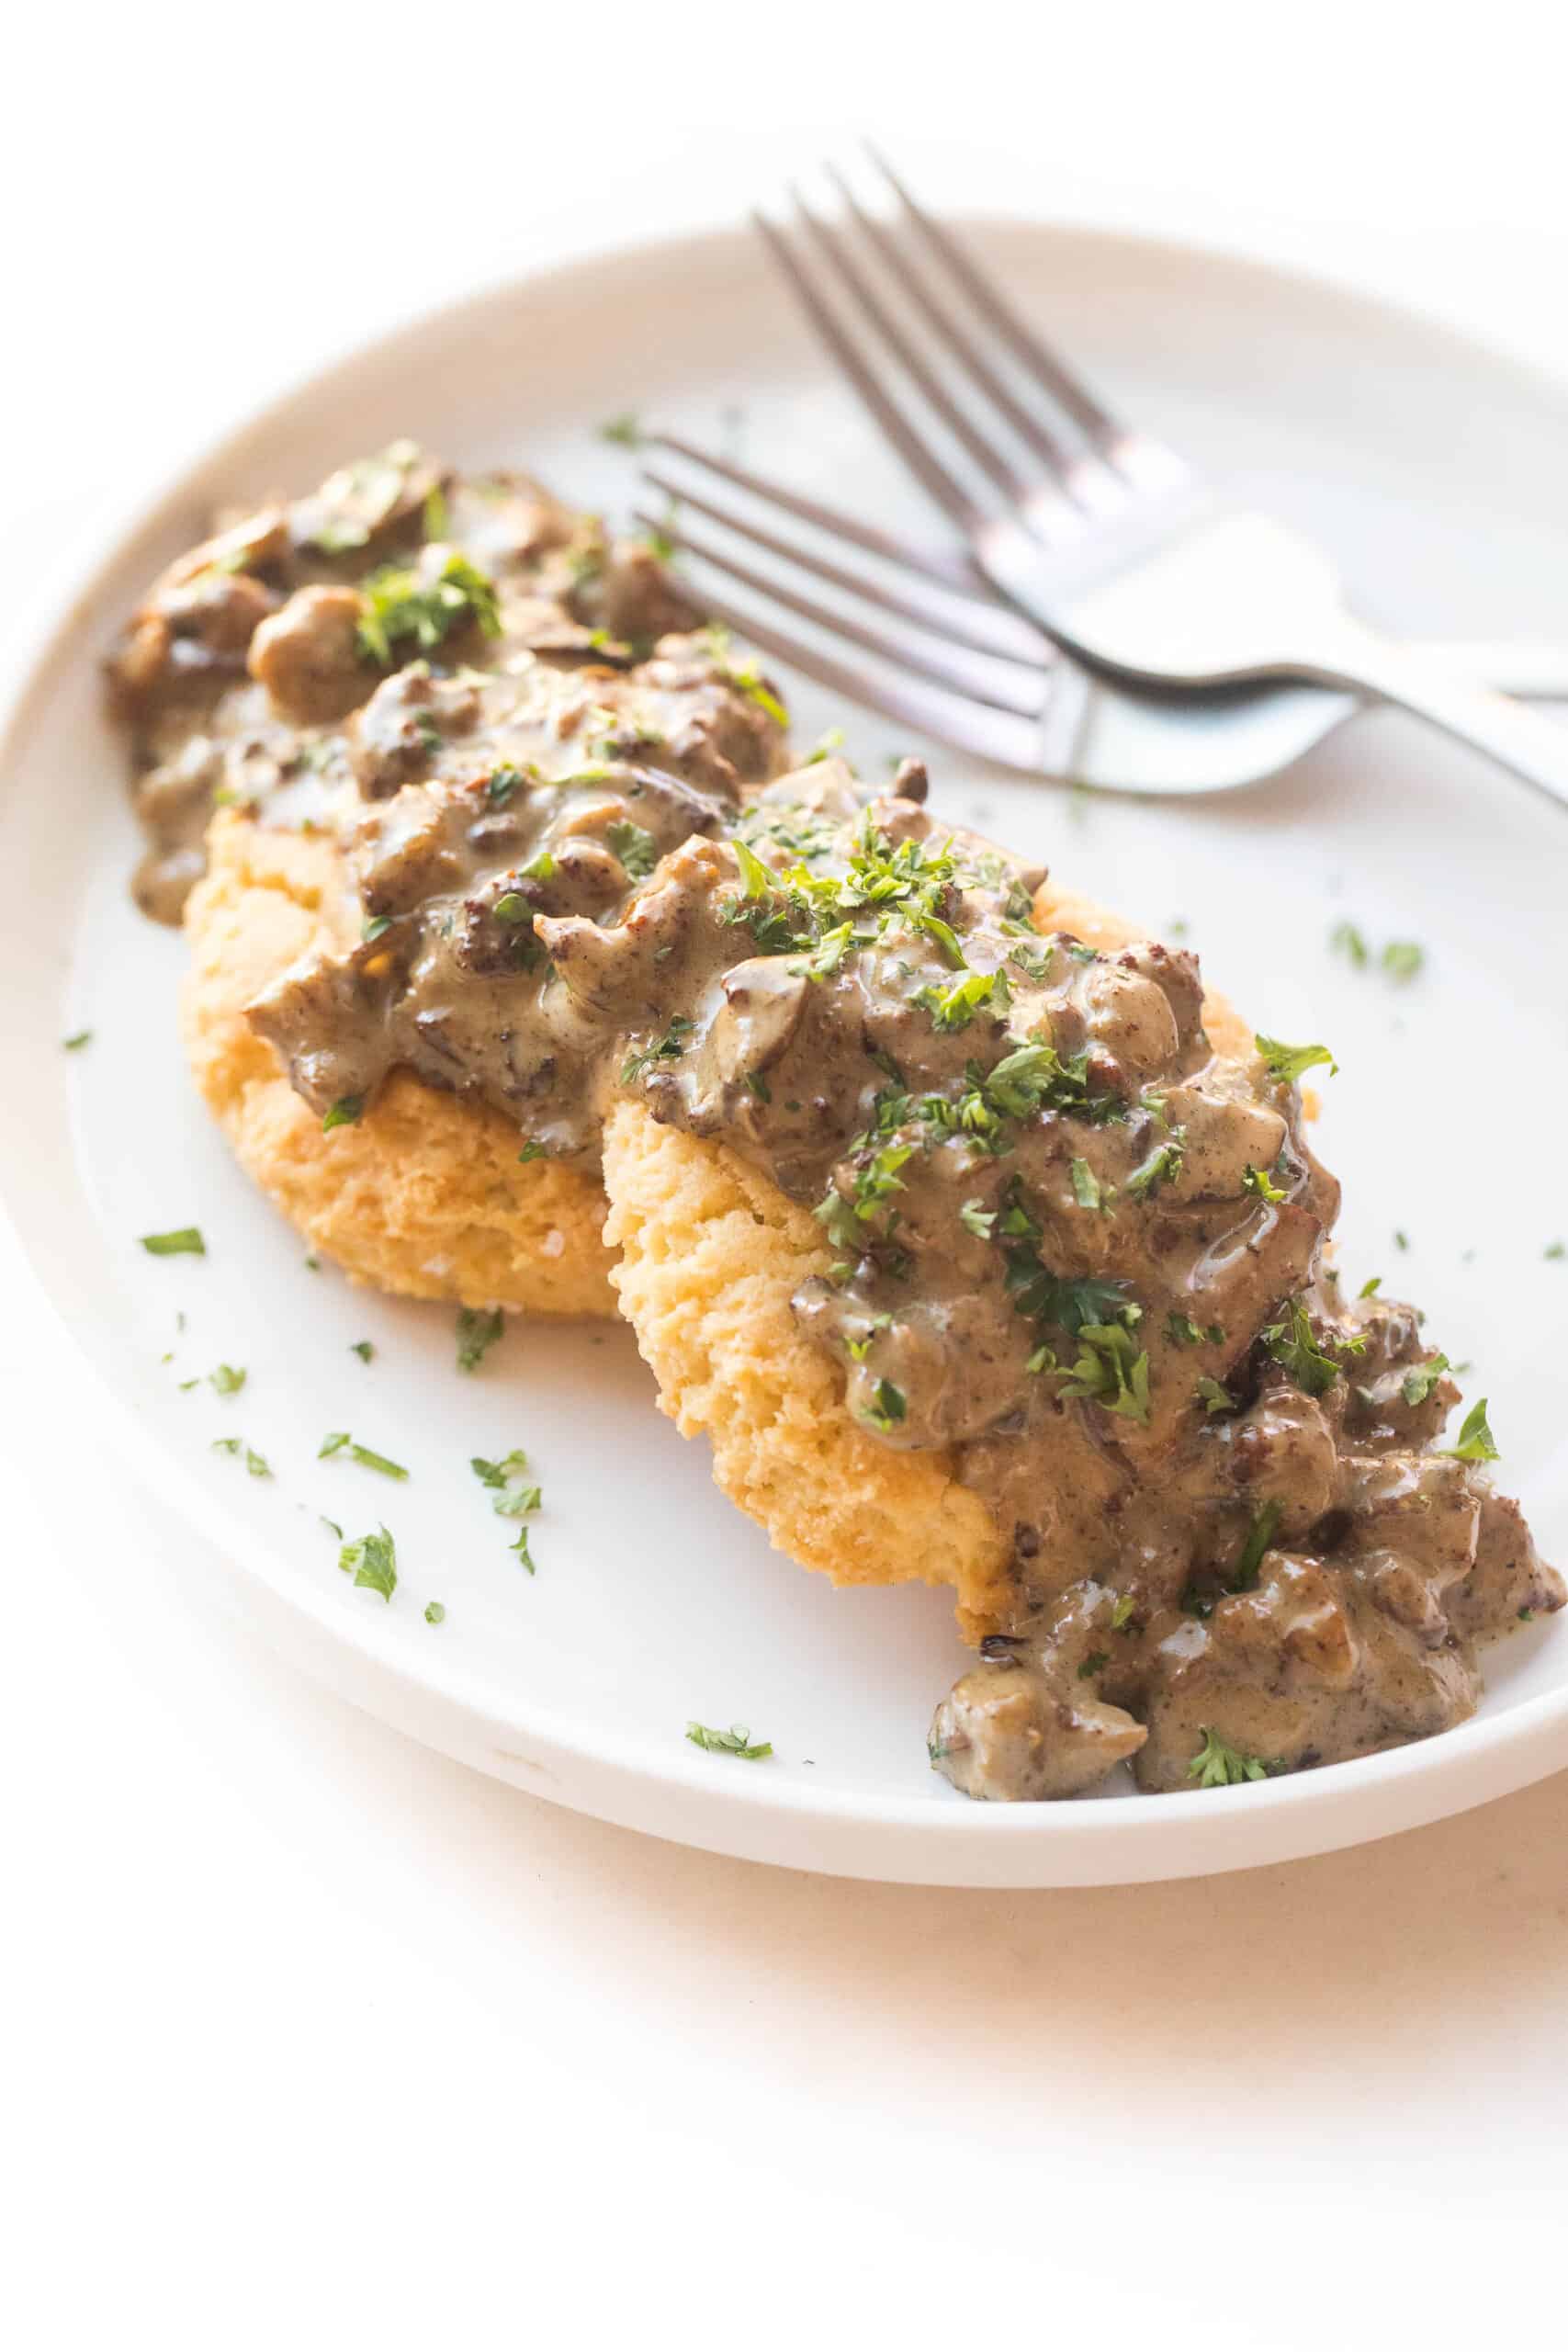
3, 217, 1566, 1886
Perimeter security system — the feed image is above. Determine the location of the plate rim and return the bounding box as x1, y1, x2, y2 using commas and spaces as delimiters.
6, 209, 1568, 1886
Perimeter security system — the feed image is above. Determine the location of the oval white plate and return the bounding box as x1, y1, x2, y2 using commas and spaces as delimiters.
3, 217, 1567, 1886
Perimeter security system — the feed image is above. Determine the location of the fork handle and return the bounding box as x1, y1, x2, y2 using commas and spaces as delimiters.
1303, 617, 1568, 812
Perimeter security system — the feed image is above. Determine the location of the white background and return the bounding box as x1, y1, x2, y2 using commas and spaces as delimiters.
6, 7, 1568, 2344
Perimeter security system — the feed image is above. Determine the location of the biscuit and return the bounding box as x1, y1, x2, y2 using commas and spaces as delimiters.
180, 813, 616, 1314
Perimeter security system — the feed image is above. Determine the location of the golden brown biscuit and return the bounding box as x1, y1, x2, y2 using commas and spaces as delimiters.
181, 813, 616, 1313
602, 879, 1249, 1635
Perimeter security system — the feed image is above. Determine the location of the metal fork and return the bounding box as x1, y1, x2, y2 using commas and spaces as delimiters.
742, 150, 1568, 813
636, 436, 1568, 797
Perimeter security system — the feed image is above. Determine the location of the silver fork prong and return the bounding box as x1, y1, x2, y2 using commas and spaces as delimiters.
633, 504, 1047, 719
648, 431, 984, 598
863, 145, 1190, 495
640, 461, 1051, 668
864, 143, 1118, 446
788, 183, 1041, 513
751, 208, 983, 535
643, 570, 1044, 775
823, 162, 1073, 480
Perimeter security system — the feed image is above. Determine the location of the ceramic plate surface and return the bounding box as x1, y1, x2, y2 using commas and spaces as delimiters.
4, 217, 1567, 1884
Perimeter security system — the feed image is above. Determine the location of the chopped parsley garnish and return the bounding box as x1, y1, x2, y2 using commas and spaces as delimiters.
1231, 1498, 1281, 1591
339, 1525, 397, 1601
62, 1029, 93, 1051
1443, 1397, 1500, 1463
208, 1363, 246, 1396
1126, 1137, 1185, 1199
362, 915, 392, 943
211, 1437, 271, 1478
1109, 1594, 1137, 1631
1256, 1035, 1337, 1085
1077, 1651, 1110, 1679
1069, 1158, 1103, 1211
456, 1306, 505, 1373
1195, 1376, 1235, 1415
517, 1139, 547, 1164
1394, 1229, 1410, 1251
356, 551, 501, 664
322, 1096, 364, 1132
1546, 1241, 1565, 1262
424, 1600, 446, 1624
350, 1340, 375, 1363
1359, 1275, 1382, 1298
1188, 1727, 1278, 1787
318, 1432, 410, 1479
916, 969, 1003, 1032
1401, 1353, 1450, 1407
492, 892, 531, 925
685, 1722, 773, 1760
1330, 920, 1369, 967
470, 1450, 541, 1516
1242, 1162, 1288, 1204
1382, 940, 1425, 983
510, 1524, 537, 1575
861, 1378, 908, 1434
1166, 1311, 1224, 1347
620, 1015, 695, 1085
606, 819, 659, 879
141, 1227, 206, 1257
598, 412, 643, 447
1262, 1298, 1356, 1397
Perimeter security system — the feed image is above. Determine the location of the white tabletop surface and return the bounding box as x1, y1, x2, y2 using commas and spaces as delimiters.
7, 11, 1567, 2344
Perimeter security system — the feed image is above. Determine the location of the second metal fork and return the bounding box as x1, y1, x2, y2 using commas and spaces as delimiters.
739, 152, 1568, 813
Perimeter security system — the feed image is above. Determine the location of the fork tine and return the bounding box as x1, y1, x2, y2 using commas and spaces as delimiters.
751, 208, 983, 534
824, 163, 1073, 479
634, 503, 1048, 718
649, 431, 984, 598
641, 567, 1045, 774
640, 459, 1051, 667
863, 144, 1121, 447
788, 184, 1038, 510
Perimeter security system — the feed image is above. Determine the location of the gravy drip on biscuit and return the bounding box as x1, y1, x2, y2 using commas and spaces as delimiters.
109, 453, 1563, 1800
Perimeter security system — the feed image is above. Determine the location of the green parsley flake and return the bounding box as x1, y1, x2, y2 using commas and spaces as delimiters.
1443, 1397, 1500, 1463
424, 1600, 446, 1625
1263, 1298, 1355, 1398
356, 551, 501, 665
1109, 1595, 1137, 1631
456, 1305, 505, 1373
1189, 1728, 1277, 1788
1195, 1375, 1235, 1415
1401, 1353, 1450, 1407
1255, 1035, 1337, 1085
598, 413, 643, 447
606, 820, 659, 879
322, 1096, 364, 1132
1546, 1242, 1565, 1262
318, 1431, 409, 1479
350, 1340, 375, 1363
1231, 1499, 1282, 1591
1242, 1163, 1288, 1204
685, 1722, 773, 1760
1382, 940, 1425, 983
141, 1227, 206, 1257
1069, 1158, 1103, 1211
1330, 920, 1369, 967
208, 1363, 246, 1396
62, 1029, 93, 1051
621, 1016, 695, 1085
1359, 1276, 1382, 1298
862, 1377, 908, 1434
339, 1525, 397, 1601
212, 1437, 271, 1479
362, 915, 392, 943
